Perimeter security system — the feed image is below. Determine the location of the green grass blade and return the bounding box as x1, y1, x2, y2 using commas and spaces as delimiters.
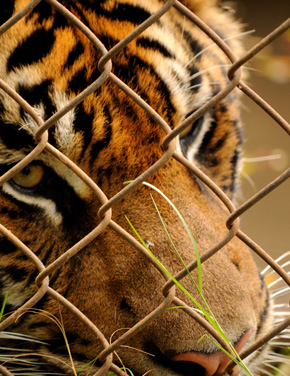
124, 181, 252, 376
76, 357, 98, 373
124, 180, 203, 293
149, 193, 201, 294
107, 368, 134, 376
0, 293, 8, 322
126, 215, 213, 321
203, 335, 253, 376
142, 182, 203, 294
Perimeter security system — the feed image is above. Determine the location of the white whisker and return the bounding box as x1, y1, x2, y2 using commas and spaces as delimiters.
269, 284, 290, 294
270, 341, 290, 347
262, 251, 290, 275
256, 366, 274, 376
188, 64, 255, 84
262, 363, 289, 376
184, 29, 256, 68
273, 303, 289, 309
268, 274, 290, 289
0, 332, 47, 344
188, 81, 220, 90
240, 169, 256, 191
274, 332, 290, 338
189, 64, 232, 80
267, 352, 290, 361
243, 154, 281, 163
273, 312, 290, 319
271, 286, 290, 298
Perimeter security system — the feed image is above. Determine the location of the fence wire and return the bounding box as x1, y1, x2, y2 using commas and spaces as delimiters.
0, 1, 289, 376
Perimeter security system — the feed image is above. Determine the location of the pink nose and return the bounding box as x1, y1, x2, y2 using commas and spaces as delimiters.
172, 330, 252, 376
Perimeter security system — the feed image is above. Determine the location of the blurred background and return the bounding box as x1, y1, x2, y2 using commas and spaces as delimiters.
233, 0, 290, 268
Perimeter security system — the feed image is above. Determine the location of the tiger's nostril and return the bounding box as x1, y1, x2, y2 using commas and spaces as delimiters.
120, 298, 132, 312
171, 329, 252, 376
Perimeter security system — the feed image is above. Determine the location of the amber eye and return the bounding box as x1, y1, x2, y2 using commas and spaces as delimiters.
11, 164, 45, 188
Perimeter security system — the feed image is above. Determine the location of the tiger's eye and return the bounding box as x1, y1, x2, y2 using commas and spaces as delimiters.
11, 164, 45, 188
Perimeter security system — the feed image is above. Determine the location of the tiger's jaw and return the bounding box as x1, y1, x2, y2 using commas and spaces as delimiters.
17, 199, 270, 376
32, 325, 266, 376
0, 169, 272, 376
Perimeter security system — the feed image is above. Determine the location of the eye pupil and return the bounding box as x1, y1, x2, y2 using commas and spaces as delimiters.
22, 167, 31, 176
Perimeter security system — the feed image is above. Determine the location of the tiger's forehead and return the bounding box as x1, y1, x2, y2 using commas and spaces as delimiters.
0, 0, 241, 176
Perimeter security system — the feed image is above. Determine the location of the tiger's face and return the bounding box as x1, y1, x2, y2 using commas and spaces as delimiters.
0, 1, 272, 375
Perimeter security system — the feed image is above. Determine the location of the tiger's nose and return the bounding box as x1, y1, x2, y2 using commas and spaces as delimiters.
172, 330, 252, 376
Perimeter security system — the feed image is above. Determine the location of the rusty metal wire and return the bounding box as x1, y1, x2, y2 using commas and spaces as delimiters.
0, 1, 289, 376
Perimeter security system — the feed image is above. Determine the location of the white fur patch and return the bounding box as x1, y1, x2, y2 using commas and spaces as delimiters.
2, 183, 63, 225
52, 90, 78, 154
186, 112, 212, 161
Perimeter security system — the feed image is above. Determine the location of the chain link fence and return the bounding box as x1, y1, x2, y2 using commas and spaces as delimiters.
0, 1, 289, 375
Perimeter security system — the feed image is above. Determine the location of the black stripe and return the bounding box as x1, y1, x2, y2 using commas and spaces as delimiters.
180, 115, 204, 156
63, 2, 149, 34
66, 42, 85, 68
106, 4, 151, 24
52, 331, 91, 348
18, 80, 57, 146
2, 164, 87, 227
115, 63, 151, 105
114, 55, 176, 126
35, 243, 55, 266
227, 148, 239, 192
188, 65, 201, 89
7, 28, 56, 72
75, 0, 106, 8
0, 301, 15, 315
26, 269, 38, 287
0, 238, 17, 254
69, 67, 89, 94
136, 37, 173, 58
99, 35, 118, 50
69, 63, 102, 95
26, 1, 67, 30
182, 29, 203, 56
198, 119, 218, 154
0, 122, 35, 150
1, 1, 15, 26
18, 80, 55, 119
26, 1, 53, 23
218, 103, 228, 113
47, 175, 87, 227
18, 80, 52, 105
28, 320, 53, 330
40, 171, 88, 227
211, 133, 228, 152
28, 293, 50, 313
179, 29, 203, 88
90, 105, 112, 162
0, 265, 27, 282
71, 0, 105, 17
0, 206, 26, 221
74, 103, 94, 159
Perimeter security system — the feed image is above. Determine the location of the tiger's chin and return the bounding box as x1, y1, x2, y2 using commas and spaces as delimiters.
2, 327, 273, 376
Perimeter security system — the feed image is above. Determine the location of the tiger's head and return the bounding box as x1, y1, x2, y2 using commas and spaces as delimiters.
0, 1, 272, 375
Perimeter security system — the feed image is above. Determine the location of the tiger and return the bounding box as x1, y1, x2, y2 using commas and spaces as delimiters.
0, 0, 273, 375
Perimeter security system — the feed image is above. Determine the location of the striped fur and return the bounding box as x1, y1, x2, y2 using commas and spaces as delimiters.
0, 1, 272, 375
